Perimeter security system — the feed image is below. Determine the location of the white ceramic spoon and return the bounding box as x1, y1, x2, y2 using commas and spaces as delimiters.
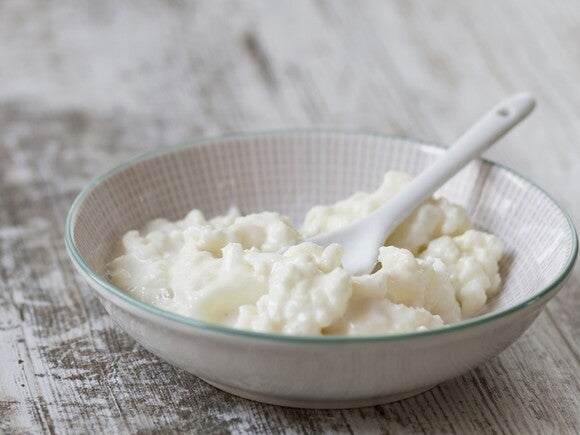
307, 93, 535, 275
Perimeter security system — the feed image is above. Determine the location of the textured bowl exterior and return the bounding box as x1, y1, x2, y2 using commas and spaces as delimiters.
66, 131, 577, 408
94, 289, 551, 409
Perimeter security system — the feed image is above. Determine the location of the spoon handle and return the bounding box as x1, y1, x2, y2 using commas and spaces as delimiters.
379, 93, 536, 230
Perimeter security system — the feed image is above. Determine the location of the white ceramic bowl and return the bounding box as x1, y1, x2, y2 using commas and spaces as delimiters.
65, 131, 577, 409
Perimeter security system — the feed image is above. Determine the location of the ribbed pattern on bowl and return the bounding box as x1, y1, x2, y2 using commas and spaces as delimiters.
71, 131, 575, 313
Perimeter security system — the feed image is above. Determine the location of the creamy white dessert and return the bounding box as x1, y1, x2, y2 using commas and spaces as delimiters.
107, 171, 503, 336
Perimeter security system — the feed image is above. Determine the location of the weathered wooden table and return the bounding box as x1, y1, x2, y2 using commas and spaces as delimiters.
1, 1, 578, 433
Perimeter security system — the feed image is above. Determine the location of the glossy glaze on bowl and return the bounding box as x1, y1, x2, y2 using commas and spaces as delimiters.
66, 131, 577, 408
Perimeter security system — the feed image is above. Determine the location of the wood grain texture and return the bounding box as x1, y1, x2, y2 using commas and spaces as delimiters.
0, 0, 578, 433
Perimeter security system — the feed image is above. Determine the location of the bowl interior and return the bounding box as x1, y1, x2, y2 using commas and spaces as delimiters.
69, 131, 576, 317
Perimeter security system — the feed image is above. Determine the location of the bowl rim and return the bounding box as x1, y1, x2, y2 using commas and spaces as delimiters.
64, 129, 579, 344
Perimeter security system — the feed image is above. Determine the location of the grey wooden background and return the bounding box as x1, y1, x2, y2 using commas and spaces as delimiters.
0, 1, 578, 433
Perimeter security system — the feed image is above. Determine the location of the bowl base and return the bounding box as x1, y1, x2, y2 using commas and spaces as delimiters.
201, 378, 436, 409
